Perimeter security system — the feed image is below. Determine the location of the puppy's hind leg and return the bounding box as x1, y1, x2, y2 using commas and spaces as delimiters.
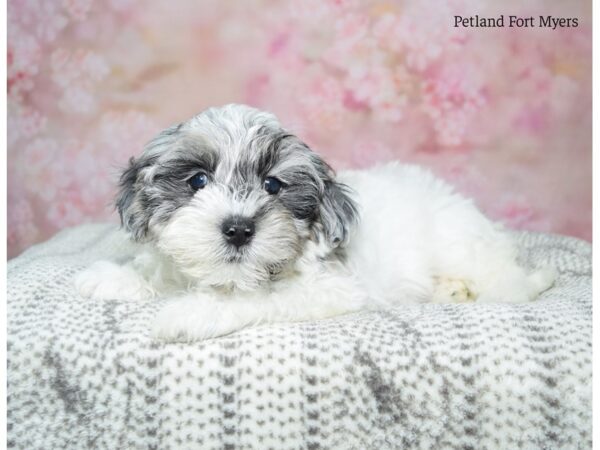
473, 264, 557, 304
438, 234, 557, 304
428, 185, 558, 304
431, 263, 556, 305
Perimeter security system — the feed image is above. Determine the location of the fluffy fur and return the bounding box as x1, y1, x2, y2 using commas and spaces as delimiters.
75, 104, 556, 341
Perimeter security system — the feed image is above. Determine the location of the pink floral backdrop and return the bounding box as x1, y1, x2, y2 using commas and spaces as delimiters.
8, 0, 592, 258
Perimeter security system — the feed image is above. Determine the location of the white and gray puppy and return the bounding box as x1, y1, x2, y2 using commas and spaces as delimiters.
76, 103, 556, 341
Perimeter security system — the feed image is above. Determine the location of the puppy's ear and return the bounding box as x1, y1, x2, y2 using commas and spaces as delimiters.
318, 170, 359, 248
115, 157, 150, 242
116, 123, 181, 241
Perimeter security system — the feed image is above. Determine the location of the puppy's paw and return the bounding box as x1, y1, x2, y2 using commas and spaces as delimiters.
431, 277, 477, 304
151, 299, 245, 342
475, 265, 558, 304
528, 265, 558, 296
75, 261, 154, 301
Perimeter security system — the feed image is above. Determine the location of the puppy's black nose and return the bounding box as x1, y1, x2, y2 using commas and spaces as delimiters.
221, 217, 255, 248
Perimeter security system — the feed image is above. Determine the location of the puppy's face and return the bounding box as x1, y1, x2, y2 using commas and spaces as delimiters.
117, 104, 357, 291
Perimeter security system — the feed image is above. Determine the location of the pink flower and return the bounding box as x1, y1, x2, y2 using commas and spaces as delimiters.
7, 23, 41, 99
12, 0, 69, 43
296, 67, 347, 130
50, 49, 109, 114
372, 13, 402, 52
95, 111, 158, 159
63, 0, 93, 21
7, 197, 39, 256
7, 108, 47, 146
422, 66, 486, 146
51, 48, 110, 86
334, 12, 370, 42
350, 140, 394, 168
391, 2, 464, 72
489, 198, 551, 233
514, 105, 548, 135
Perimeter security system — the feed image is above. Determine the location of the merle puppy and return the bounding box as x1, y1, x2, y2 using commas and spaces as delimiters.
75, 104, 556, 341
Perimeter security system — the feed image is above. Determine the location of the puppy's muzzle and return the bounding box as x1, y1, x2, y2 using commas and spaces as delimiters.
221, 216, 255, 248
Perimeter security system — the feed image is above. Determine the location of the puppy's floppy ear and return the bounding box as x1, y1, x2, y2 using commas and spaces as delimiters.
115, 122, 182, 242
115, 157, 150, 242
318, 167, 359, 248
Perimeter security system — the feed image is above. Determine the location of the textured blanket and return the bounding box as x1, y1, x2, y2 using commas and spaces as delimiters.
8, 224, 592, 450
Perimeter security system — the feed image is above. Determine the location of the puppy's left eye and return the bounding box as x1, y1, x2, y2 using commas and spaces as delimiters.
188, 172, 208, 190
264, 177, 283, 195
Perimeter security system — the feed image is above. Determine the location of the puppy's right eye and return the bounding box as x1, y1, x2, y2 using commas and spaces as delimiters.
188, 172, 208, 190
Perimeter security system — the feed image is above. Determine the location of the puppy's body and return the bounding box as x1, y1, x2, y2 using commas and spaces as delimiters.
75, 104, 555, 341
341, 164, 554, 305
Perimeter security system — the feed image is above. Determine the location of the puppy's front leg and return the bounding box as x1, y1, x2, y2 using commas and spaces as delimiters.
75, 260, 155, 301
152, 273, 369, 342
75, 248, 180, 301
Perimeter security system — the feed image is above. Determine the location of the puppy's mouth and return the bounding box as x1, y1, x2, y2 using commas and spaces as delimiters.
222, 246, 288, 277
223, 244, 250, 263
225, 253, 244, 263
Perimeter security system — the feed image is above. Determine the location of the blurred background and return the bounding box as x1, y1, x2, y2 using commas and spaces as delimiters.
7, 0, 592, 258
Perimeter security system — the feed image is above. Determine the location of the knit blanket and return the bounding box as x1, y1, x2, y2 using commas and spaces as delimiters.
7, 224, 592, 450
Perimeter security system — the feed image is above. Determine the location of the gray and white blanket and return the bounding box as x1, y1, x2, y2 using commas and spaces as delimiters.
7, 224, 592, 449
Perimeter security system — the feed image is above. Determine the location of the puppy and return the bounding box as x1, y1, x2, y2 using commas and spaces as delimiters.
75, 103, 556, 341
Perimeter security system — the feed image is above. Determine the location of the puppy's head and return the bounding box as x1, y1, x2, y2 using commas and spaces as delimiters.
117, 104, 358, 290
